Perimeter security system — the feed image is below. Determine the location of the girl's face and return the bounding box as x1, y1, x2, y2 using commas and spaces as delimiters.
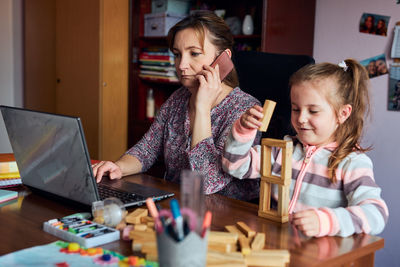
172, 28, 218, 91
290, 79, 348, 148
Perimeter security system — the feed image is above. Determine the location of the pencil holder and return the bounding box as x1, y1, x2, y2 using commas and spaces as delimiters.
156, 231, 209, 267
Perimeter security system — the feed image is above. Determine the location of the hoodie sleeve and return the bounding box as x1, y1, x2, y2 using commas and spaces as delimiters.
315, 153, 388, 237
222, 119, 262, 179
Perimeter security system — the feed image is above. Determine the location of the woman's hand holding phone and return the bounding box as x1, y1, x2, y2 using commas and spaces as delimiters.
194, 51, 234, 111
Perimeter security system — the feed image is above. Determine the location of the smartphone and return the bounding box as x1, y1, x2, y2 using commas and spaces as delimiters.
210, 50, 234, 81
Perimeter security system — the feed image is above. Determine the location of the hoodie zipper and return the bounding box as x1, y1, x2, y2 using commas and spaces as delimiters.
288, 145, 317, 213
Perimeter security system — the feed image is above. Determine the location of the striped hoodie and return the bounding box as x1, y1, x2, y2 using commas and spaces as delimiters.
222, 120, 388, 237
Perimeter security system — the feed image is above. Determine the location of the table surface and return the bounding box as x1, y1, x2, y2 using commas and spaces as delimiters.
0, 154, 384, 266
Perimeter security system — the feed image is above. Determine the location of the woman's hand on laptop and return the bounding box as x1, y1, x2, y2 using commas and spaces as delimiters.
92, 161, 123, 183
92, 155, 143, 183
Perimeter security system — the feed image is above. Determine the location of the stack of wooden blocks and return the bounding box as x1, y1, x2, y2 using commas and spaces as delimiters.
119, 208, 290, 267
207, 221, 289, 267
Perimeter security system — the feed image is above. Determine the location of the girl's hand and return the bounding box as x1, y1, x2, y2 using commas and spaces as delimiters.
291, 209, 320, 237
240, 105, 264, 129
194, 64, 224, 111
92, 161, 123, 183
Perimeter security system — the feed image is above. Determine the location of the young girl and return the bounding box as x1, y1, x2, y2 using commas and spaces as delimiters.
222, 59, 388, 237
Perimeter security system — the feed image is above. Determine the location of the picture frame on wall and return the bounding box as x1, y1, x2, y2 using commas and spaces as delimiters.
359, 13, 390, 36
388, 64, 400, 111
360, 54, 389, 79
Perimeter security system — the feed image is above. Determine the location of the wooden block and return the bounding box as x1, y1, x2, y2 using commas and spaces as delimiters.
236, 222, 256, 238
147, 221, 155, 228
141, 242, 157, 254
259, 138, 292, 224
258, 180, 271, 212
259, 100, 276, 132
115, 220, 127, 231
140, 216, 155, 223
251, 233, 266, 251
125, 208, 148, 224
131, 240, 142, 252
208, 241, 236, 253
209, 231, 239, 244
277, 185, 290, 217
207, 250, 245, 267
129, 229, 156, 241
251, 249, 290, 259
245, 250, 290, 267
134, 224, 148, 231
145, 253, 158, 262
238, 236, 251, 255
225, 225, 246, 238
258, 210, 289, 223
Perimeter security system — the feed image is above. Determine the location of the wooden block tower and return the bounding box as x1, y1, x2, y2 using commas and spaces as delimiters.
257, 100, 293, 223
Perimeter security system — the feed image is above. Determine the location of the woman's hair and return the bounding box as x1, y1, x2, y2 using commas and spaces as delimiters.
289, 59, 371, 183
167, 10, 239, 88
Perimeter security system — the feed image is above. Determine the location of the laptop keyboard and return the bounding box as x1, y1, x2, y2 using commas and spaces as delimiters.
97, 184, 146, 205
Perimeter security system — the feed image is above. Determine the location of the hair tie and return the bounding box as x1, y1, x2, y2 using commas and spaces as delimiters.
338, 61, 348, 72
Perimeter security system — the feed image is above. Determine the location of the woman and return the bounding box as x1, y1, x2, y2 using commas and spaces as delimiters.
93, 11, 260, 201
360, 15, 375, 34
375, 19, 387, 36
375, 58, 388, 75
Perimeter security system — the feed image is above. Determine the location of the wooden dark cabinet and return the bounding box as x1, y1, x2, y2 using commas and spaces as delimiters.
128, 0, 315, 148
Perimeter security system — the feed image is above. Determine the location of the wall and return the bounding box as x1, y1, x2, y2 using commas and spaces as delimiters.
0, 0, 23, 153
314, 0, 400, 266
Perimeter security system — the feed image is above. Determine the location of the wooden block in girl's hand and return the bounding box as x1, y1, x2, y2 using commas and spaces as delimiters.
259, 100, 276, 132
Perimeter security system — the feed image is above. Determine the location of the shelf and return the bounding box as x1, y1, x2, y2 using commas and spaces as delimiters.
139, 76, 180, 85
139, 34, 261, 41
233, 34, 261, 39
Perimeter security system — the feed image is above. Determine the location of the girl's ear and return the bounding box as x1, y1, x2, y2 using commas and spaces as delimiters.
338, 104, 352, 124
225, 49, 232, 58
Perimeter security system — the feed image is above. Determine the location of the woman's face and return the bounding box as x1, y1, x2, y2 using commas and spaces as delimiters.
365, 16, 374, 29
172, 28, 218, 90
367, 61, 376, 75
376, 59, 388, 74
377, 20, 385, 29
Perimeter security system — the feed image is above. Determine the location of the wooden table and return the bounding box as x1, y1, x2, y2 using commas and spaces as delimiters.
0, 154, 384, 266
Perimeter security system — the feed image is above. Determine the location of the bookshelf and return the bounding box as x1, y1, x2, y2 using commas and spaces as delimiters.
128, 0, 315, 148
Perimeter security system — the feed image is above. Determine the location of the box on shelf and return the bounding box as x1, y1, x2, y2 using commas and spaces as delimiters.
144, 12, 186, 37
152, 0, 191, 15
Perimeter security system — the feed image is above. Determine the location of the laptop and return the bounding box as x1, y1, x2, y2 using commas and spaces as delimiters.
0, 105, 174, 208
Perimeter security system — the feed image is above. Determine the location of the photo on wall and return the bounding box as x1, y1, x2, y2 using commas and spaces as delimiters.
360, 54, 389, 78
359, 13, 390, 36
388, 64, 400, 111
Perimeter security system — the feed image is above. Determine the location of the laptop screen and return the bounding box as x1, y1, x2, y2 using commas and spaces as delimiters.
1, 106, 100, 206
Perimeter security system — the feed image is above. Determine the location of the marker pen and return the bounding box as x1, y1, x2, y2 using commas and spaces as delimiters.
201, 211, 212, 238
170, 199, 184, 241
146, 198, 163, 233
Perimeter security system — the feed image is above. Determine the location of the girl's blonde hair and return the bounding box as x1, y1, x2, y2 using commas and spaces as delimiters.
289, 59, 371, 183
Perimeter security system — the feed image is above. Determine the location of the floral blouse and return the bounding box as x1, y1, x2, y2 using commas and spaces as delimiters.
126, 87, 261, 201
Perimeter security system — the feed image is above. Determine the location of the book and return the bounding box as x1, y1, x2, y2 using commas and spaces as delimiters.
140, 69, 177, 77
0, 161, 20, 179
139, 53, 175, 61
0, 178, 22, 188
140, 64, 176, 72
0, 161, 21, 188
0, 189, 18, 204
139, 73, 179, 83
